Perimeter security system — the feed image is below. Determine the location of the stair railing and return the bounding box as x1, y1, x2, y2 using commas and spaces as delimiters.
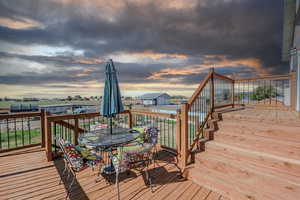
179, 69, 234, 169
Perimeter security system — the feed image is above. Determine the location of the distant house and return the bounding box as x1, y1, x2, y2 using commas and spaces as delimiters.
140, 93, 171, 106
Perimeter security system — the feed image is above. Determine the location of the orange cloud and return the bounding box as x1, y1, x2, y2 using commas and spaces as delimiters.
72, 68, 94, 77
0, 17, 42, 29
73, 58, 104, 65
131, 50, 187, 60
147, 56, 266, 80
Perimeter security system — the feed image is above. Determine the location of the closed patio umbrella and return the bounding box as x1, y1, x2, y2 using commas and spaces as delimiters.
101, 59, 124, 134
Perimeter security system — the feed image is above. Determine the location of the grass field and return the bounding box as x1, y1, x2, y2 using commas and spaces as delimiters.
0, 100, 99, 108
0, 129, 41, 150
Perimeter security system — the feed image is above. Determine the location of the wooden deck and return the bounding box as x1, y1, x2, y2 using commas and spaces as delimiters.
0, 147, 225, 200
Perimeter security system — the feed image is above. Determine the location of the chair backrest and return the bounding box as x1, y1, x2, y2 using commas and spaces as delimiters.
57, 139, 85, 171
145, 127, 159, 145
58, 139, 74, 164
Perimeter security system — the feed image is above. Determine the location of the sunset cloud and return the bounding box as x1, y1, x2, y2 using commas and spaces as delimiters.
0, 0, 286, 98
147, 56, 266, 80
0, 17, 43, 30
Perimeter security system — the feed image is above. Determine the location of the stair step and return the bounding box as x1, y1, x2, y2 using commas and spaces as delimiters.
190, 167, 261, 200
217, 120, 300, 142
213, 133, 300, 160
221, 112, 300, 127
192, 155, 300, 200
201, 142, 300, 185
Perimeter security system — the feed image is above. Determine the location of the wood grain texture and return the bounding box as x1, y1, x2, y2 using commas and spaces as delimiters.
0, 146, 221, 200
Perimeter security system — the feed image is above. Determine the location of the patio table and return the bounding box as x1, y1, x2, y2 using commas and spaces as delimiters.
78, 128, 140, 174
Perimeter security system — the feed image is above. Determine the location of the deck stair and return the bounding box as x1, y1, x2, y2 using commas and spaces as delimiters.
189, 108, 300, 200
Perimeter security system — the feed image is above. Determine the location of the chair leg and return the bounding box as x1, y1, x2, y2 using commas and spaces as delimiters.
59, 161, 68, 184
116, 171, 120, 200
146, 161, 154, 192
67, 173, 76, 197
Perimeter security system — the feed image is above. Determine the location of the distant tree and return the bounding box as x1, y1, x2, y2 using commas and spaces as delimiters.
124, 96, 132, 101
67, 96, 72, 101
250, 86, 277, 101
74, 95, 82, 100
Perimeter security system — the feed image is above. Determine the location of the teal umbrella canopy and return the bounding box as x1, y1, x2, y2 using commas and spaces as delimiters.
101, 59, 124, 117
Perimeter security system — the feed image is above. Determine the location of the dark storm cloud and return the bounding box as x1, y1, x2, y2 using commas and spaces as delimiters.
0, 0, 286, 88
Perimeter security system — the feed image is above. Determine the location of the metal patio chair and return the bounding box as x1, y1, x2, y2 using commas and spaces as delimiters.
111, 127, 159, 200
57, 139, 103, 197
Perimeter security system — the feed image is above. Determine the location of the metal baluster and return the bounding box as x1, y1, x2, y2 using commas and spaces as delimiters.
28, 117, 31, 144
14, 118, 17, 147
54, 122, 57, 153
0, 121, 2, 149
269, 80, 272, 105
21, 118, 24, 146
7, 119, 9, 148
275, 80, 278, 105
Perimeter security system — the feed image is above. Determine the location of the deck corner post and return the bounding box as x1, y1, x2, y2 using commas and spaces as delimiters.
74, 118, 79, 145
128, 110, 133, 129
180, 103, 189, 170
210, 71, 215, 112
45, 113, 53, 161
290, 72, 296, 110
232, 80, 235, 108
175, 109, 181, 161
40, 109, 46, 148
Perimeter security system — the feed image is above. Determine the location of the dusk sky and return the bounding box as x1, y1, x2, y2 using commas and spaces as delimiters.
0, 0, 287, 98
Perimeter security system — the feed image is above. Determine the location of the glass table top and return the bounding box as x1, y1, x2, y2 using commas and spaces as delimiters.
78, 128, 140, 148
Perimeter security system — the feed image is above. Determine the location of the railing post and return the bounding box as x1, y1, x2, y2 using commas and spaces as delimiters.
74, 118, 79, 145
175, 109, 181, 160
180, 103, 189, 169
45, 113, 53, 161
210, 69, 215, 112
128, 110, 133, 129
232, 80, 235, 108
290, 72, 296, 110
40, 109, 46, 148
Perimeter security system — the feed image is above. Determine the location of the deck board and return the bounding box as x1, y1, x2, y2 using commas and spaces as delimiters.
0, 146, 220, 200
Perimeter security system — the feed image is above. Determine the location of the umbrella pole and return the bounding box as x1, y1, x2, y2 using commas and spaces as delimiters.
110, 117, 113, 135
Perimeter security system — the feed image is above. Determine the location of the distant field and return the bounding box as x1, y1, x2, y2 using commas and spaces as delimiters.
0, 100, 99, 108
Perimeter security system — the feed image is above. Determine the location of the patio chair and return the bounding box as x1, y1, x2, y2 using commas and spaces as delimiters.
57, 139, 102, 197
110, 127, 159, 200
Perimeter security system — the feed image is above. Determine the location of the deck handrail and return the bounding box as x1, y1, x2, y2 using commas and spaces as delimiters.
233, 72, 294, 108
179, 70, 234, 169
0, 111, 44, 153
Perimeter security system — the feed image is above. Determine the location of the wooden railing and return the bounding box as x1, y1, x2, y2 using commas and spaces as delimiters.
44, 111, 130, 161
0, 111, 44, 153
179, 70, 234, 168
130, 109, 179, 152
44, 109, 180, 161
234, 73, 295, 109
1, 70, 295, 173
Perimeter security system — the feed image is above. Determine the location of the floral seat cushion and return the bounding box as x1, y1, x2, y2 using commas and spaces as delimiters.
74, 145, 102, 166
59, 139, 88, 172
113, 143, 153, 173
59, 139, 102, 172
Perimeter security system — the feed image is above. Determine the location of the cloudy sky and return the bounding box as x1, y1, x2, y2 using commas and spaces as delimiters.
0, 0, 287, 98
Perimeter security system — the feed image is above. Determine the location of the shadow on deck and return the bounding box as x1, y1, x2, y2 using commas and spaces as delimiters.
0, 147, 224, 200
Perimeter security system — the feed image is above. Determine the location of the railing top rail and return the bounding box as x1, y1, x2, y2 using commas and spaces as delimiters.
130, 109, 177, 119
0, 112, 41, 120
214, 72, 234, 82
188, 71, 213, 106
47, 110, 130, 122
235, 74, 290, 82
